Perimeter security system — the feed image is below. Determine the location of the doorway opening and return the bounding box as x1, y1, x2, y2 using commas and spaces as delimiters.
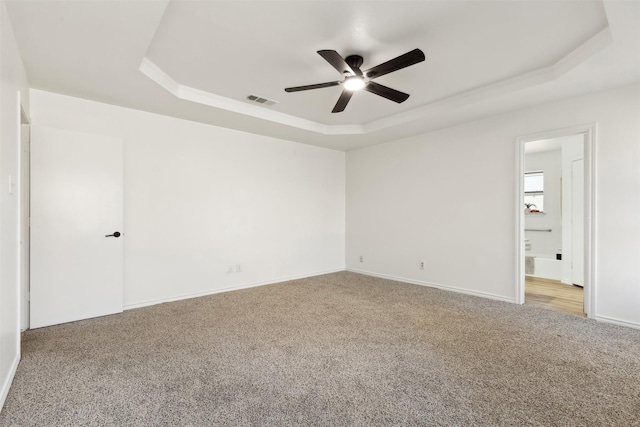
515, 125, 596, 318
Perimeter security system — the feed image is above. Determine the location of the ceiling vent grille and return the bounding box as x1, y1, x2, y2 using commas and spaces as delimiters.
246, 94, 278, 106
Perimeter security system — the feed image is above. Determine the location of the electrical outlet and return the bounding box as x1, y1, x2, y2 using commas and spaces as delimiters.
359, 255, 363, 263
419, 261, 425, 270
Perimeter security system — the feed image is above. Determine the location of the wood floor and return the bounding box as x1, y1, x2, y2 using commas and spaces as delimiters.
525, 276, 585, 317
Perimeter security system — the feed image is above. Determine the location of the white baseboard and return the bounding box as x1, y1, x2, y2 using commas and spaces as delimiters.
347, 268, 516, 303
124, 268, 345, 310
595, 315, 640, 330
0, 353, 20, 412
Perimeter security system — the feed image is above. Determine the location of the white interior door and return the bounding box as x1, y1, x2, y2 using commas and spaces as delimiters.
30, 126, 123, 328
571, 159, 585, 290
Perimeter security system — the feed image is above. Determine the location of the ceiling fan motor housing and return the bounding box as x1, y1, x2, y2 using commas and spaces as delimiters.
345, 55, 364, 72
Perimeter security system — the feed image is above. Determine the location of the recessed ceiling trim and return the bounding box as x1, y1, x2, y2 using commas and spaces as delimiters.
554, 26, 613, 76
363, 27, 613, 135
140, 58, 364, 135
140, 27, 612, 136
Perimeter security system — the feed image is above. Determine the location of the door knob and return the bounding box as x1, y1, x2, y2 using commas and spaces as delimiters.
105, 231, 121, 238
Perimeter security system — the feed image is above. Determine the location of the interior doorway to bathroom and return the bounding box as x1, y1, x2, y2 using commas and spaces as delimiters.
515, 125, 595, 318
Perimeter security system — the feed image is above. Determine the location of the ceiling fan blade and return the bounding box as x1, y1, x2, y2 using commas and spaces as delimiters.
318, 50, 356, 76
332, 89, 354, 113
285, 81, 341, 92
364, 48, 425, 79
364, 81, 410, 103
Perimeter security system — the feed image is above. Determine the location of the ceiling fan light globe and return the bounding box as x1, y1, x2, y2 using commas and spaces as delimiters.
344, 77, 365, 91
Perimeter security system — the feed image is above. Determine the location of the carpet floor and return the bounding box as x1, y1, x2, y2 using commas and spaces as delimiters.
1, 271, 639, 426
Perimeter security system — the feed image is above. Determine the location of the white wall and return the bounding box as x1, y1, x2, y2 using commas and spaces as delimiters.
29, 90, 345, 308
524, 149, 562, 257
0, 0, 30, 409
347, 83, 640, 328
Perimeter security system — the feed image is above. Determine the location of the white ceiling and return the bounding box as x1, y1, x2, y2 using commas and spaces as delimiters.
6, 0, 640, 151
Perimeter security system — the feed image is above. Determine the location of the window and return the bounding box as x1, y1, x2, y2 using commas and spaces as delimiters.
524, 171, 544, 212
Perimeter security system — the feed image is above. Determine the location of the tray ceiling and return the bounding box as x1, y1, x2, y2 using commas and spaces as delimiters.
6, 0, 640, 150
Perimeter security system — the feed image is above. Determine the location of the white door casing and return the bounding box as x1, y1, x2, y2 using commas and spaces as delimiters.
30, 126, 123, 328
515, 124, 596, 318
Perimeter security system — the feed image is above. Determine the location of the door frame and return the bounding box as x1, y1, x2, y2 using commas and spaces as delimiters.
515, 123, 596, 318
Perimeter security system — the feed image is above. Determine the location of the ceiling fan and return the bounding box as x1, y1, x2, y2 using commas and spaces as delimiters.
284, 48, 425, 113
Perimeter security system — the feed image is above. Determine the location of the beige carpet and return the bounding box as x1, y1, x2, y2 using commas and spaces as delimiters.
1, 272, 639, 426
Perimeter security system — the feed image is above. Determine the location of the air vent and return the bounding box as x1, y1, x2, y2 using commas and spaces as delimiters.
246, 94, 278, 106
